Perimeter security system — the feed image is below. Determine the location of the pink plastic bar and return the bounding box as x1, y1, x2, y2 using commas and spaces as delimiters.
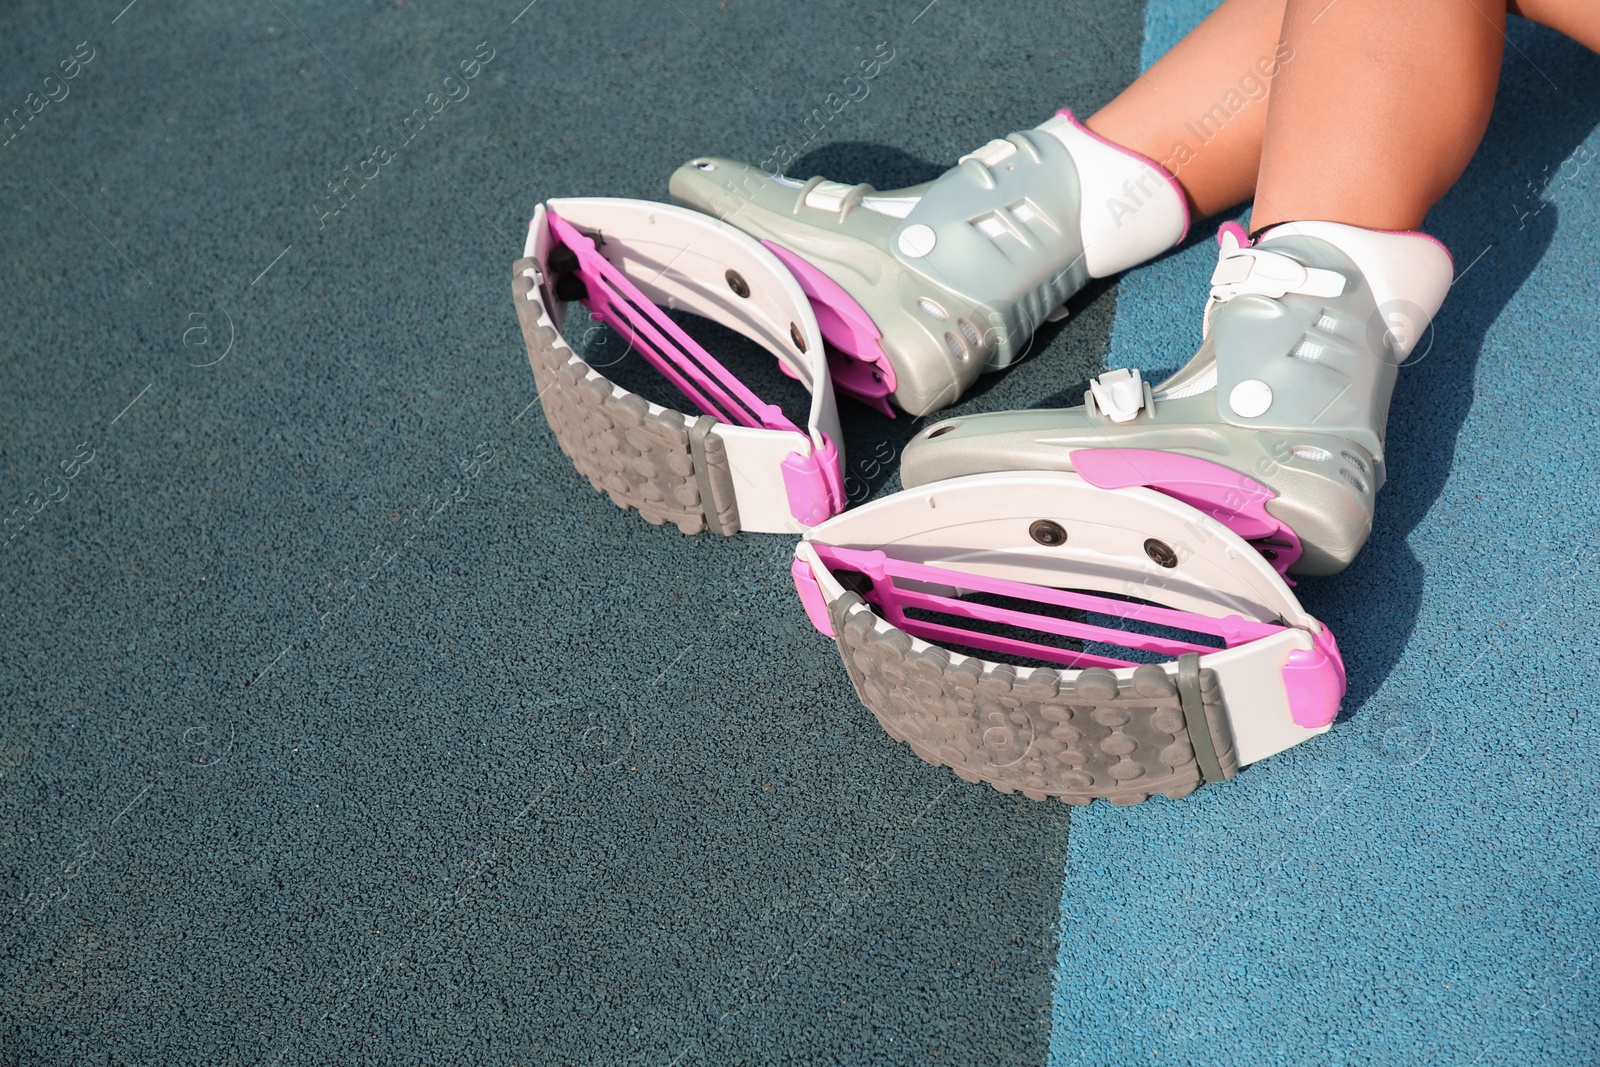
790, 553, 1137, 666
883, 615, 1140, 670
761, 240, 898, 418
889, 585, 1220, 659
813, 544, 1283, 645
1070, 448, 1304, 578
545, 210, 798, 435
809, 543, 1289, 670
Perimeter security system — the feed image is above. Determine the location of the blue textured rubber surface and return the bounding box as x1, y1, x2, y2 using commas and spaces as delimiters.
0, 2, 1143, 1064
1049, 7, 1600, 1066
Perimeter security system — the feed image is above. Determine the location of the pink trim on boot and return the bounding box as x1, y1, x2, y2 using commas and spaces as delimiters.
1216, 220, 1252, 248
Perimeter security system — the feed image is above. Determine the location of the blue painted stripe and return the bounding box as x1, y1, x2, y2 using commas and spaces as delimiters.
1051, 6, 1600, 1064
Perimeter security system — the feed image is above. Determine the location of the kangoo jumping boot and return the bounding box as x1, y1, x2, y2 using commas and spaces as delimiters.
899, 220, 1455, 575
669, 110, 1189, 416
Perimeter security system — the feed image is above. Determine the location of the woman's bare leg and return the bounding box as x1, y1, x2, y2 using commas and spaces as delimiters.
1511, 0, 1600, 53
1086, 0, 1288, 219
1088, 0, 1600, 232
1250, 0, 1505, 232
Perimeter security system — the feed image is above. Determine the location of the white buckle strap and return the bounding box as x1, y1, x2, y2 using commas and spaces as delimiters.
803, 180, 860, 213
958, 137, 1020, 168
1209, 246, 1347, 303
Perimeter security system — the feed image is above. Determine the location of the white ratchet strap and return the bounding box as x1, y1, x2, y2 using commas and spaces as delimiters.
1203, 228, 1347, 338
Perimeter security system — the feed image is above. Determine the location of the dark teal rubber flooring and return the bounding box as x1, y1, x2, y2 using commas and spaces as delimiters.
0, 2, 1138, 1064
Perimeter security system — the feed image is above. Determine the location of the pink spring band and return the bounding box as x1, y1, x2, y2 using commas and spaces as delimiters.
793, 544, 1344, 729
762, 240, 898, 418
547, 210, 790, 432
545, 208, 845, 526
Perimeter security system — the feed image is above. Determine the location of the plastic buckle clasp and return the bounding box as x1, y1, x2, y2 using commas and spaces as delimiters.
782, 433, 845, 527
1088, 368, 1148, 423
1210, 247, 1347, 302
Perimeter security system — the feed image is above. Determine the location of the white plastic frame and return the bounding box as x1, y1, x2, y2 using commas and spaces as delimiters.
794, 470, 1336, 766
523, 197, 844, 534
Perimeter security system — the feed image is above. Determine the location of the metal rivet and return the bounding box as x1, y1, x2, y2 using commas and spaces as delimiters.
1030, 520, 1067, 547
1144, 538, 1178, 568
725, 269, 750, 298
790, 323, 807, 352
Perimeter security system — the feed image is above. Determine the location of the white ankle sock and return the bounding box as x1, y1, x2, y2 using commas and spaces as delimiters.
1037, 110, 1188, 277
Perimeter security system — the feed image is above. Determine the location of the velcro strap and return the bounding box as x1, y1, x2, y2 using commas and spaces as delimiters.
1210, 247, 1346, 302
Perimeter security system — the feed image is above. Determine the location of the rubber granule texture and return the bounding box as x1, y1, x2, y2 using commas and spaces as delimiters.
827, 593, 1239, 806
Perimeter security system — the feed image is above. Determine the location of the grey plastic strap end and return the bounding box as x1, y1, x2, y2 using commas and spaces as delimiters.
687, 415, 740, 536
1177, 652, 1236, 785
